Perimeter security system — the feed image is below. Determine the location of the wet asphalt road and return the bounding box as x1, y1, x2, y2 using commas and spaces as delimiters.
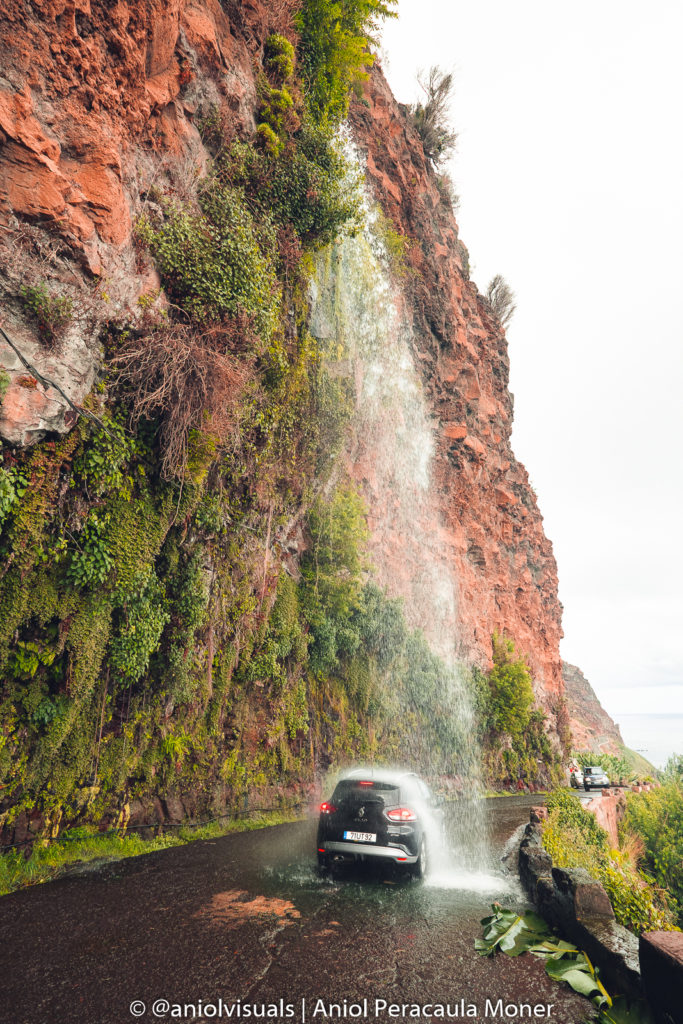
0, 796, 592, 1024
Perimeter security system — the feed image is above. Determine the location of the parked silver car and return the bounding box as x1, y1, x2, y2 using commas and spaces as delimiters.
583, 766, 610, 790
569, 768, 584, 788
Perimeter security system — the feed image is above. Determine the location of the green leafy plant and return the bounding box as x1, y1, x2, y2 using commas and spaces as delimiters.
227, 122, 363, 248
543, 788, 677, 934
66, 511, 114, 589
0, 462, 29, 530
296, 0, 397, 122
256, 122, 283, 156
264, 34, 296, 81
74, 415, 137, 498
476, 905, 654, 1023
11, 640, 57, 680
475, 905, 550, 957
109, 569, 170, 684
484, 632, 534, 737
160, 730, 191, 766
19, 283, 73, 347
136, 184, 279, 334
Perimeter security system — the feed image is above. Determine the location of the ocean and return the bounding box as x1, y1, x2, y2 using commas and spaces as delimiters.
615, 713, 683, 771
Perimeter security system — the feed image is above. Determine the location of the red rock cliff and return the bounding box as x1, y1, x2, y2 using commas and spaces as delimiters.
1, 2, 565, 740
349, 69, 565, 719
562, 661, 624, 756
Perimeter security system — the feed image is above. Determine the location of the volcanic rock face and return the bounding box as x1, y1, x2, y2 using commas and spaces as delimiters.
348, 71, 565, 716
1, 2, 571, 744
0, 0, 259, 442
562, 661, 624, 755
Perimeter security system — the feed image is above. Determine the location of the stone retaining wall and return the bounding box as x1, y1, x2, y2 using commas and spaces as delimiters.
518, 810, 683, 1023
518, 819, 641, 998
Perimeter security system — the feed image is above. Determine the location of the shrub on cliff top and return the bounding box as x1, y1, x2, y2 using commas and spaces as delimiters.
297, 0, 397, 122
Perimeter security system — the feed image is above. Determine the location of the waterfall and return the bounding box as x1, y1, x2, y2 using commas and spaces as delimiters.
309, 144, 493, 875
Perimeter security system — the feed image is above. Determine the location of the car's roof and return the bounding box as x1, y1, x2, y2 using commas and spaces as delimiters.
338, 767, 424, 786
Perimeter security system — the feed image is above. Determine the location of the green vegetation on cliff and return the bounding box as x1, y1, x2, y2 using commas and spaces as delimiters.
0, 0, 563, 858
0, 0, 446, 850
297, 0, 397, 121
621, 759, 683, 927
474, 634, 566, 790
542, 788, 677, 934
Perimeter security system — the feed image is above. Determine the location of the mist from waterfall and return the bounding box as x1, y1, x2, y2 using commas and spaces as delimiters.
309, 145, 494, 876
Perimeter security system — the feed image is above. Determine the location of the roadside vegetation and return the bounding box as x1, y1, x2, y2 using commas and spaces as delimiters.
621, 755, 683, 928
572, 750, 637, 786
0, 810, 300, 896
542, 789, 677, 934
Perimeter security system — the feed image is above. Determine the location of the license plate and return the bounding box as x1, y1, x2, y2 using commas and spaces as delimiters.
344, 831, 376, 842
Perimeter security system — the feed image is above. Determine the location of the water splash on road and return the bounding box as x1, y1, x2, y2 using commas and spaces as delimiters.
309, 141, 490, 871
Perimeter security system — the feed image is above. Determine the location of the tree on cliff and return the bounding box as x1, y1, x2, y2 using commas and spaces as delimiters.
485, 274, 517, 328
409, 66, 458, 166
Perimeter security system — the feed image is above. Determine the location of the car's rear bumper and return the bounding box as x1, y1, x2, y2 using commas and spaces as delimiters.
320, 841, 418, 864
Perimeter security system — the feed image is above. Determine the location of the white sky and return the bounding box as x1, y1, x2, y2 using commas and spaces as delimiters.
380, 1, 683, 719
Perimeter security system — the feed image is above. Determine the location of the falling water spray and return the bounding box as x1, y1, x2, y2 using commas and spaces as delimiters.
309, 143, 494, 878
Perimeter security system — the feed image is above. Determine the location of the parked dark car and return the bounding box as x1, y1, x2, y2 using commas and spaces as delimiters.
316, 768, 442, 878
583, 766, 610, 790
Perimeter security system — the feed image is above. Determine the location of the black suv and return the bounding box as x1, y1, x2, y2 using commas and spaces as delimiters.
316, 768, 441, 878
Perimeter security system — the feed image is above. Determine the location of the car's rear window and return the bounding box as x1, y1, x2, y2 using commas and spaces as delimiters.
332, 780, 399, 801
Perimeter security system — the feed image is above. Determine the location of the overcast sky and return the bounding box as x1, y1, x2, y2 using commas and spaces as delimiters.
380, 1, 683, 720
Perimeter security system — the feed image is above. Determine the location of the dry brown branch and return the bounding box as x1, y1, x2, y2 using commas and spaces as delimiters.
112, 316, 257, 480
264, 0, 302, 36
485, 274, 517, 328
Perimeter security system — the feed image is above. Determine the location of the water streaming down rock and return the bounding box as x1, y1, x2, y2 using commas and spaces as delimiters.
309, 151, 493, 875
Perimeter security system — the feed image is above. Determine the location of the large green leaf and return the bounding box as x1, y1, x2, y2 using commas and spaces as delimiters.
476, 905, 552, 958
545, 958, 603, 1000
476, 906, 655, 1024
528, 939, 580, 960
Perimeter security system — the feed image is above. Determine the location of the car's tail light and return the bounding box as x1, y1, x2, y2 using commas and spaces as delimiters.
319, 802, 337, 814
359, 781, 374, 786
386, 807, 417, 822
